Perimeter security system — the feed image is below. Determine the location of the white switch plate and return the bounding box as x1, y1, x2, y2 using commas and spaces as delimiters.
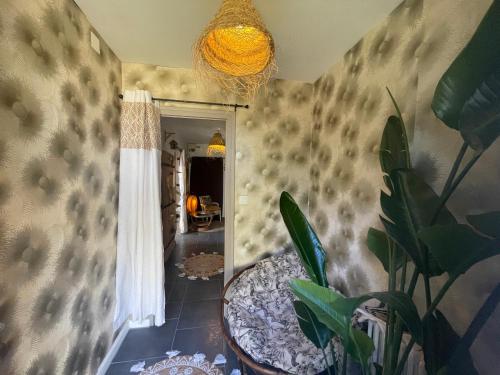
239, 195, 249, 205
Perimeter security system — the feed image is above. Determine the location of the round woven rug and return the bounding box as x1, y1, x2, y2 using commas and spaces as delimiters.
183, 253, 224, 278
141, 355, 222, 375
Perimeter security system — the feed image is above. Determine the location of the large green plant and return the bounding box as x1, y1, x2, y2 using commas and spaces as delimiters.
280, 2, 500, 374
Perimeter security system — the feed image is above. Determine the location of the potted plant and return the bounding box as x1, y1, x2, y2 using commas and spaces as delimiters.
280, 1, 500, 374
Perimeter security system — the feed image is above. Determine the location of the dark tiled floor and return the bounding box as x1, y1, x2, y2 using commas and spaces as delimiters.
106, 226, 241, 375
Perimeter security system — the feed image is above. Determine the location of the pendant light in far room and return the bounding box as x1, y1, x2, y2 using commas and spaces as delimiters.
207, 129, 225, 157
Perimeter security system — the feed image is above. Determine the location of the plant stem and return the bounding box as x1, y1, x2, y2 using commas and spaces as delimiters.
423, 273, 432, 308
430, 150, 483, 225
406, 269, 419, 297
387, 254, 409, 373
441, 142, 468, 195
394, 277, 456, 375
399, 254, 408, 292
450, 283, 500, 363
341, 345, 348, 375
383, 241, 396, 374
320, 344, 332, 375
389, 270, 418, 375
393, 336, 413, 375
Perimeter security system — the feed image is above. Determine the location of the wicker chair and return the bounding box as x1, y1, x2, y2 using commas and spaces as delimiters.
199, 195, 222, 220
220, 265, 287, 375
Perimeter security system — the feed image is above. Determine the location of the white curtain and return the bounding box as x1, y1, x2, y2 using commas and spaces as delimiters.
177, 150, 188, 234
114, 90, 165, 330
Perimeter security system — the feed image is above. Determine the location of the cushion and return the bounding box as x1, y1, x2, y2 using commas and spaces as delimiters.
226, 249, 335, 374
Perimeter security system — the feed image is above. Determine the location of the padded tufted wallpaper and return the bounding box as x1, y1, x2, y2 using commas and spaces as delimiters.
0, 0, 121, 374
122, 63, 315, 268
124, 1, 499, 371
1, 0, 498, 373
311, 0, 499, 373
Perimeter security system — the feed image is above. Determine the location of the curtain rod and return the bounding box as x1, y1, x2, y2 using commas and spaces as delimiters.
118, 94, 249, 110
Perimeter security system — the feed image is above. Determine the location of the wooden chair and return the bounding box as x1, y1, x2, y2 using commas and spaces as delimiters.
199, 195, 222, 221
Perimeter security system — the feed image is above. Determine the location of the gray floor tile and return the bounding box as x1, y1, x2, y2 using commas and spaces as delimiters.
184, 279, 221, 302
112, 320, 178, 362
166, 281, 187, 303
165, 302, 182, 320
171, 325, 223, 361
106, 356, 168, 375
178, 299, 220, 329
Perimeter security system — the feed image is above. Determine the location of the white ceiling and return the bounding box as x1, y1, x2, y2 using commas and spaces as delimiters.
162, 116, 225, 146
75, 0, 402, 82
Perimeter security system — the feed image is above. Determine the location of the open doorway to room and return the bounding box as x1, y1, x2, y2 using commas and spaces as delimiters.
160, 116, 227, 261
158, 106, 236, 343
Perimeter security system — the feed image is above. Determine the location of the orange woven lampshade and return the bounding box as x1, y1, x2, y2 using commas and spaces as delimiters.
186, 195, 198, 215
207, 130, 225, 157
194, 0, 276, 98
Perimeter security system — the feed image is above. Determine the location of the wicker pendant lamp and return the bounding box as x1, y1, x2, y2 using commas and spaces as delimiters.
194, 0, 276, 99
207, 129, 225, 157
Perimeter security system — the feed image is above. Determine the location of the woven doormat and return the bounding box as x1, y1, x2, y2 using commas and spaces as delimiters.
176, 252, 224, 280
141, 355, 222, 375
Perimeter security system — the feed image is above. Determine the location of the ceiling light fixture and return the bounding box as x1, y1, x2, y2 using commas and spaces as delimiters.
207, 129, 225, 157
194, 0, 276, 99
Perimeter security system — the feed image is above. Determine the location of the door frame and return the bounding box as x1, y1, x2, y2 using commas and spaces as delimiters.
160, 106, 235, 283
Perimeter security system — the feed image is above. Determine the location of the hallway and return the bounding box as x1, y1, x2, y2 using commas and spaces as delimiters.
106, 228, 241, 374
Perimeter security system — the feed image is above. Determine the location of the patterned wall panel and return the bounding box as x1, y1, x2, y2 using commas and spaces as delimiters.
122, 64, 314, 268
0, 0, 121, 374
309, 0, 423, 296
413, 1, 499, 373
312, 0, 499, 373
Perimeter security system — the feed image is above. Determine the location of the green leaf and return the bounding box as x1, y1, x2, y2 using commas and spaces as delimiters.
432, 0, 500, 149
348, 327, 375, 373
289, 279, 348, 337
466, 211, 500, 238
289, 279, 374, 367
423, 310, 478, 375
459, 71, 500, 151
380, 169, 456, 276
366, 227, 407, 273
379, 116, 411, 176
293, 300, 334, 349
330, 291, 423, 345
419, 224, 500, 279
280, 192, 329, 287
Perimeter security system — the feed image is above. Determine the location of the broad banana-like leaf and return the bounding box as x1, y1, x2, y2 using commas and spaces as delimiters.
293, 300, 334, 349
459, 71, 500, 151
280, 192, 329, 287
423, 310, 478, 375
432, 0, 500, 149
289, 279, 374, 366
419, 224, 500, 279
466, 211, 500, 238
366, 227, 407, 273
380, 116, 411, 176
329, 291, 423, 345
289, 279, 348, 336
348, 327, 375, 375
380, 169, 456, 276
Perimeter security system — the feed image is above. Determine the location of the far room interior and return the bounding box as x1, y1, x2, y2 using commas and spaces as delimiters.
1, 1, 499, 375
160, 115, 227, 277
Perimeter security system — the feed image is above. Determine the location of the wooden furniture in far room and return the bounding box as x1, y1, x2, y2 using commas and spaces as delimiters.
199, 195, 222, 221
161, 151, 177, 262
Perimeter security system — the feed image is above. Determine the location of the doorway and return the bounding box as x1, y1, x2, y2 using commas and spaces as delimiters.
160, 106, 235, 284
